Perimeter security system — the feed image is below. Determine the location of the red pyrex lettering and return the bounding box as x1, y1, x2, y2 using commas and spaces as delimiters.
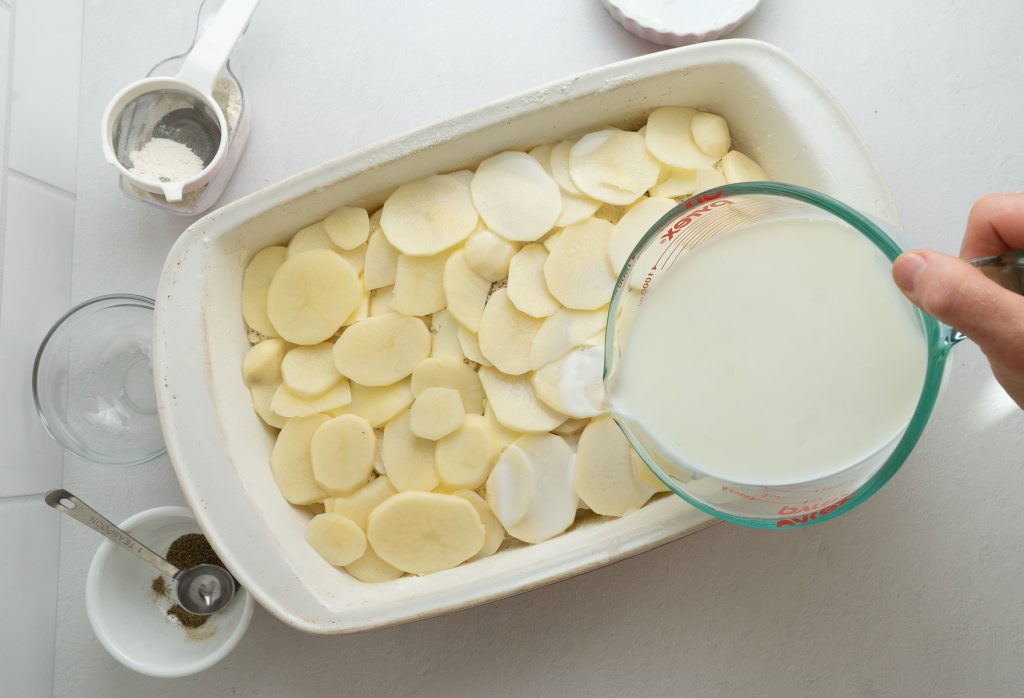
659, 191, 730, 243
775, 496, 851, 528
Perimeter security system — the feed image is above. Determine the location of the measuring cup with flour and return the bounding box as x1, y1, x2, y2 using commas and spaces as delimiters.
102, 0, 259, 213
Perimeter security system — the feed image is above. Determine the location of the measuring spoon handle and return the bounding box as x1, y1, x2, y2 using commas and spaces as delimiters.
45, 489, 179, 578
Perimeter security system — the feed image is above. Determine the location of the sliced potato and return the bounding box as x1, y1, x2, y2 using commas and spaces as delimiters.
568, 129, 661, 205
312, 414, 376, 493
542, 229, 562, 252
471, 151, 561, 242
343, 290, 370, 327
477, 289, 543, 375
337, 244, 367, 276
691, 111, 730, 158
531, 307, 608, 370
594, 202, 627, 225
552, 417, 589, 436
556, 191, 602, 227
250, 382, 287, 429
463, 228, 520, 282
242, 246, 287, 337
306, 513, 366, 566
243, 338, 288, 387
271, 380, 352, 419
607, 196, 677, 274
484, 442, 533, 528
363, 212, 399, 290
323, 206, 370, 250
381, 410, 438, 492
267, 249, 361, 345
368, 492, 484, 574
326, 476, 398, 529
332, 314, 430, 386
281, 342, 342, 399
410, 387, 465, 441
429, 309, 465, 360
574, 415, 656, 516
528, 143, 554, 171
531, 345, 607, 418
411, 357, 485, 414
478, 367, 566, 433
695, 166, 727, 193
391, 251, 448, 317
453, 490, 505, 560
435, 414, 501, 489
457, 327, 491, 367
549, 139, 583, 195
492, 434, 577, 543
369, 286, 395, 316
483, 403, 522, 448
344, 544, 404, 583
443, 250, 490, 332
507, 244, 560, 318
649, 168, 697, 199
631, 449, 669, 493
287, 222, 338, 258
271, 415, 330, 504
644, 107, 717, 170
543, 218, 617, 311
721, 150, 768, 183
380, 173, 478, 256
337, 379, 413, 428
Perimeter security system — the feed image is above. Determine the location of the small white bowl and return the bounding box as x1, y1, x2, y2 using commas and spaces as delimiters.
85, 506, 254, 677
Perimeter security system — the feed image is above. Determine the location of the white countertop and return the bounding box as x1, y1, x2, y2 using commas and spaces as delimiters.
56, 0, 1024, 694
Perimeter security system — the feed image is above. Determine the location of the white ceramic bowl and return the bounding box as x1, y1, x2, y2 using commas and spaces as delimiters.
154, 39, 898, 634
85, 506, 254, 677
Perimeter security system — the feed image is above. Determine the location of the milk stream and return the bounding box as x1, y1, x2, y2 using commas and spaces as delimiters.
606, 217, 928, 487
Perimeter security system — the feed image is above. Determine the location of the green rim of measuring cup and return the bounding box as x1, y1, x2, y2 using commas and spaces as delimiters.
604, 182, 951, 529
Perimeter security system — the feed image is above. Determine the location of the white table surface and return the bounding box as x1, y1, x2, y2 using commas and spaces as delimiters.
56, 1, 1024, 695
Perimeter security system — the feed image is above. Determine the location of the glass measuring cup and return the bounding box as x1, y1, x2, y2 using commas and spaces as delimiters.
604, 182, 1017, 529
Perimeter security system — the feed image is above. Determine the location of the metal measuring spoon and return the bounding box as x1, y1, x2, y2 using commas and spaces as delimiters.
45, 489, 234, 616
970, 250, 1024, 294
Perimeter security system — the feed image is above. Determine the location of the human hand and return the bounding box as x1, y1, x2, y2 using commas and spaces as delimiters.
892, 194, 1024, 409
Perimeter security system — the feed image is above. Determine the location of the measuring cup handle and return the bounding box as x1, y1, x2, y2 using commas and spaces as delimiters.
175, 0, 260, 94
45, 489, 180, 578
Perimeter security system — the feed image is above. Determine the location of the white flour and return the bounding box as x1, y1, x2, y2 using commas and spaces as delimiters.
128, 137, 204, 181
213, 77, 242, 136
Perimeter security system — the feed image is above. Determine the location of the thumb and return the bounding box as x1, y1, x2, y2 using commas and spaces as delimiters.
892, 249, 1024, 366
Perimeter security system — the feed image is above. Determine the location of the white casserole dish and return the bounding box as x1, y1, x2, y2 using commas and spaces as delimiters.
155, 39, 897, 634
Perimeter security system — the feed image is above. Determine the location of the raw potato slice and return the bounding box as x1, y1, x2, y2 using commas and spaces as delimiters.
531, 301, 607, 369
391, 252, 448, 316
411, 357, 485, 414
281, 342, 342, 399
568, 129, 661, 205
552, 417, 589, 436
242, 246, 287, 337
542, 229, 562, 252
343, 290, 370, 327
430, 310, 465, 360
556, 191, 601, 227
644, 107, 717, 170
338, 244, 367, 276
543, 218, 617, 310
631, 450, 669, 493
454, 490, 505, 559
483, 404, 522, 448
312, 414, 376, 493
368, 492, 484, 575
477, 289, 543, 375
531, 345, 607, 418
507, 244, 560, 318
574, 415, 656, 516
485, 443, 533, 528
549, 140, 583, 195
443, 250, 490, 332
369, 286, 395, 316
345, 544, 404, 583
410, 387, 465, 440
478, 367, 566, 433
721, 150, 768, 183
243, 338, 288, 387
695, 166, 727, 192
271, 415, 330, 505
691, 111, 731, 158
528, 143, 554, 171
649, 168, 697, 199
492, 434, 577, 543
332, 314, 430, 386
287, 222, 338, 258
271, 380, 352, 418
251, 382, 287, 429
326, 476, 398, 529
457, 327, 491, 367
381, 411, 438, 492
435, 414, 501, 489
594, 203, 627, 225
471, 151, 561, 242
306, 513, 366, 566
267, 249, 361, 345
323, 206, 370, 250
364, 226, 399, 290
463, 228, 520, 282
607, 196, 677, 273
338, 379, 413, 428
380, 173, 478, 256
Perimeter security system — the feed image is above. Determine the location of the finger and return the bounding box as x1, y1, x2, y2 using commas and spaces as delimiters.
961, 193, 1024, 259
893, 249, 1024, 367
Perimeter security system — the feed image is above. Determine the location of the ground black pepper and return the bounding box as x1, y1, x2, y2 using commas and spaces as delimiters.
153, 533, 230, 630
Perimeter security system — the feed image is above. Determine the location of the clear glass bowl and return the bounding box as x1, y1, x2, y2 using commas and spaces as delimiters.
33, 294, 166, 466
605, 182, 953, 529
